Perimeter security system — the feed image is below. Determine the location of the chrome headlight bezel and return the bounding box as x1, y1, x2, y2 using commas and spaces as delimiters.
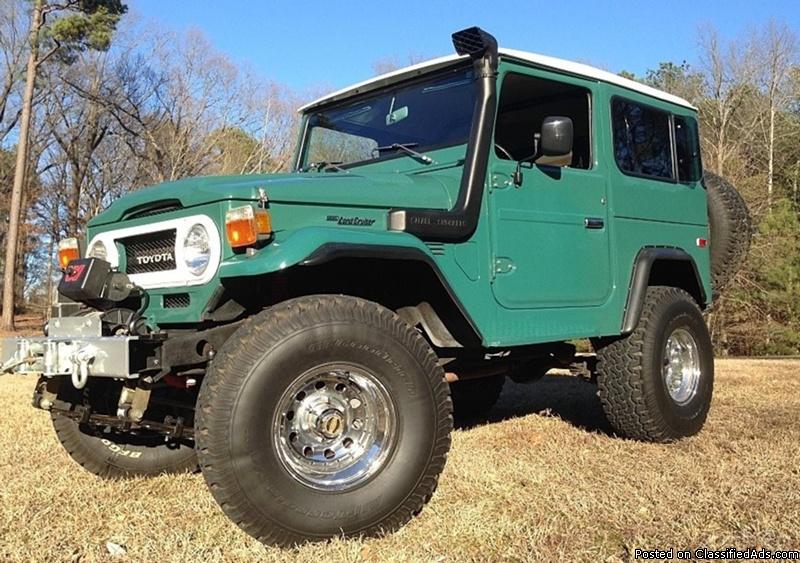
183, 223, 211, 276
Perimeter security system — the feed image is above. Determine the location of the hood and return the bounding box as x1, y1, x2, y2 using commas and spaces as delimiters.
89, 172, 455, 226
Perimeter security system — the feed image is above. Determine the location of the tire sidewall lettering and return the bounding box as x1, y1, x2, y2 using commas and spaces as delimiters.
99, 438, 143, 459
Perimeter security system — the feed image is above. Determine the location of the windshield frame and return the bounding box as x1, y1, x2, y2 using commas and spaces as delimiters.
295, 61, 475, 172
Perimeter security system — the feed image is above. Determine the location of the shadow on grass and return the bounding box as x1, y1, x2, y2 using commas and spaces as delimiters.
454, 374, 615, 436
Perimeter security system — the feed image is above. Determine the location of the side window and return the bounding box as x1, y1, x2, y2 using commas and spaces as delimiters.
494, 73, 591, 169
675, 116, 702, 182
611, 99, 673, 180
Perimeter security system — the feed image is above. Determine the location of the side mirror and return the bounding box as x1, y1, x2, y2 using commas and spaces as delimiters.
540, 116, 573, 157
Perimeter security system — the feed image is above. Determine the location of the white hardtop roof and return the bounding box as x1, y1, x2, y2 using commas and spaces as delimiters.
298, 48, 696, 113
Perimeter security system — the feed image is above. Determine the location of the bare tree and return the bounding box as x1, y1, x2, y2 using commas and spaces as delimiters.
72, 27, 303, 184
0, 1, 28, 145
40, 53, 112, 234
753, 21, 798, 207
697, 24, 756, 178
1, 0, 126, 331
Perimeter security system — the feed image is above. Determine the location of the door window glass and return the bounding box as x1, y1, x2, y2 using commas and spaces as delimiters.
494, 73, 592, 169
612, 99, 673, 180
675, 115, 701, 182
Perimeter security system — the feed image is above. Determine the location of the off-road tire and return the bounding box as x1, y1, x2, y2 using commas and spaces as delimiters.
450, 374, 505, 418
51, 382, 197, 478
596, 286, 714, 442
195, 295, 452, 547
705, 171, 751, 293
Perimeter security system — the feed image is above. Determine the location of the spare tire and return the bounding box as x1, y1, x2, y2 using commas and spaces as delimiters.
705, 171, 751, 294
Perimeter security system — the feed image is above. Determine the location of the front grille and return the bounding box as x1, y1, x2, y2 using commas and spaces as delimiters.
121, 230, 177, 275
163, 293, 190, 308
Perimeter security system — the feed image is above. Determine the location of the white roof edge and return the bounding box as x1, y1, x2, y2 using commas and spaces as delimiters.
297, 48, 696, 113
500, 49, 696, 110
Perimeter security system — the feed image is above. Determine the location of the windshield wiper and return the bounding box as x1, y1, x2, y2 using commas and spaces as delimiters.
374, 143, 433, 164
303, 161, 347, 173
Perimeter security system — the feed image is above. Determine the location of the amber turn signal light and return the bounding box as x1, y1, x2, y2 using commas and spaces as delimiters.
226, 206, 272, 248
57, 237, 80, 268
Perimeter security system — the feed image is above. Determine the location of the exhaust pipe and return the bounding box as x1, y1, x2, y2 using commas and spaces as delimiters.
389, 27, 499, 242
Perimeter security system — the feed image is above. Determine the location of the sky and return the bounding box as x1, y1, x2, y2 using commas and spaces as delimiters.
128, 0, 799, 92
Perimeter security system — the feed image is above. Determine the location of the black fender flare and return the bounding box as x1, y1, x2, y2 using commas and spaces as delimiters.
621, 247, 707, 334
300, 243, 482, 345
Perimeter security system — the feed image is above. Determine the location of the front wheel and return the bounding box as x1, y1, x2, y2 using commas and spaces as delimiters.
196, 295, 452, 546
51, 380, 197, 478
596, 286, 714, 442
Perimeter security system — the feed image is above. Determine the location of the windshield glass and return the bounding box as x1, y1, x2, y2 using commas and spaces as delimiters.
300, 66, 475, 169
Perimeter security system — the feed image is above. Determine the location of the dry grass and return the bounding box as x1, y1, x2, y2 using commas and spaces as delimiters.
0, 359, 798, 562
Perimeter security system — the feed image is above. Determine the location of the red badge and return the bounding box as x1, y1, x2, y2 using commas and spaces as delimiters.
64, 263, 86, 283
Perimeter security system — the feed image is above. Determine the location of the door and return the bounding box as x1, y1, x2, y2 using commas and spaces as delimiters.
490, 68, 611, 309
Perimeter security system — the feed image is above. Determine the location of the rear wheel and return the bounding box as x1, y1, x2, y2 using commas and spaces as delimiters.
196, 295, 452, 546
595, 286, 714, 442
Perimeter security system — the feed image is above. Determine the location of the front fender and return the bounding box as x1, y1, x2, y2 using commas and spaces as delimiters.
217, 227, 435, 278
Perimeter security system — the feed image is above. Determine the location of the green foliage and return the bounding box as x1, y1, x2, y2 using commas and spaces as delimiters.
208, 126, 266, 174
719, 199, 800, 355
643, 61, 704, 104
45, 0, 127, 59
749, 200, 800, 353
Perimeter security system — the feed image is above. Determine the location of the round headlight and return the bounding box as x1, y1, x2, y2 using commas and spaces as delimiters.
183, 224, 211, 276
87, 240, 107, 261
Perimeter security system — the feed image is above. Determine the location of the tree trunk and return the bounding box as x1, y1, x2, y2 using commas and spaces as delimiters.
45, 234, 54, 320
716, 110, 726, 176
1, 0, 43, 331
767, 104, 775, 208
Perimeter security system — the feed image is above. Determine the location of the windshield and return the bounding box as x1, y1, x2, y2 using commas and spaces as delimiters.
300, 66, 476, 170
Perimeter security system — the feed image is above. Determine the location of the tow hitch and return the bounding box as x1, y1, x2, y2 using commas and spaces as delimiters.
0, 315, 161, 382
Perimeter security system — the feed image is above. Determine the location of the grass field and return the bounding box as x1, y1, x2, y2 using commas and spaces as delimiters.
0, 359, 798, 562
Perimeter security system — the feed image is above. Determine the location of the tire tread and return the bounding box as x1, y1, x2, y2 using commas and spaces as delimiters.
596, 286, 708, 443
195, 295, 452, 547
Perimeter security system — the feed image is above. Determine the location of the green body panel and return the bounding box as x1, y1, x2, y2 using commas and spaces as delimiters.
89, 170, 457, 227
84, 56, 711, 347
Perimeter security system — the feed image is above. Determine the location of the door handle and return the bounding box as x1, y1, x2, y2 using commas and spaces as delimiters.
584, 217, 604, 229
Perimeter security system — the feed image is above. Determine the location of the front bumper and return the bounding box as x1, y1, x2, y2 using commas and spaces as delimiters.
1, 316, 240, 386
0, 316, 158, 386
1, 335, 143, 378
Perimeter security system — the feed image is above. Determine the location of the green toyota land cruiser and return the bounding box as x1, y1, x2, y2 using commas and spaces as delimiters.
0, 27, 749, 546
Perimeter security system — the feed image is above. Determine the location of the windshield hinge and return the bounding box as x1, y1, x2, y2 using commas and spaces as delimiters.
257, 188, 269, 208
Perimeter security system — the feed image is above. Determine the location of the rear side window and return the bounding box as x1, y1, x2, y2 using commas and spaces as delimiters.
675, 116, 702, 182
611, 99, 673, 180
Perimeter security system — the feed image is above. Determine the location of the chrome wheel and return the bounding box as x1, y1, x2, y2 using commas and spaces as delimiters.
273, 364, 397, 491
662, 328, 701, 405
